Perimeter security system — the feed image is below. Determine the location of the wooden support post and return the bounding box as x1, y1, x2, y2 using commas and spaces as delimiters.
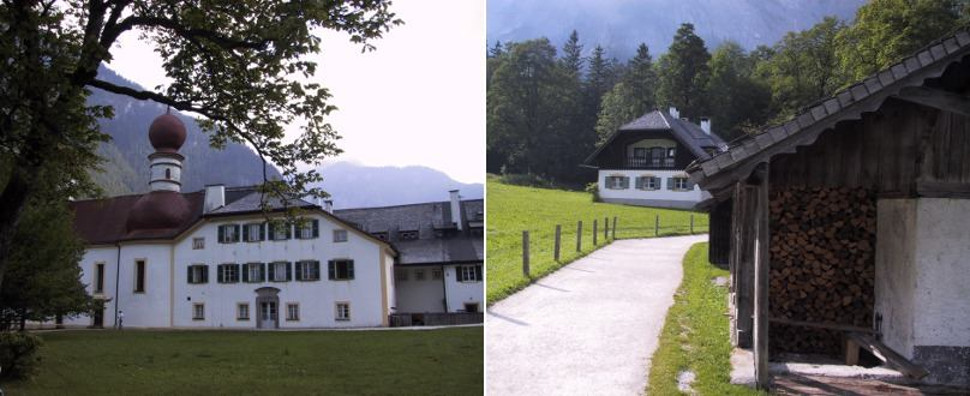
612, 216, 617, 239
576, 221, 582, 252
603, 216, 609, 240
752, 162, 771, 390
654, 215, 660, 236
690, 214, 694, 234
593, 219, 598, 246
554, 225, 561, 262
522, 231, 530, 277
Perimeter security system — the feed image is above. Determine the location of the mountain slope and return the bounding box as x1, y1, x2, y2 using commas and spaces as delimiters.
487, 0, 865, 58
315, 162, 483, 209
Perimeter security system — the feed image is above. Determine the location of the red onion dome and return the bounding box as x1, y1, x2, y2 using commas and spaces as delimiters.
148, 113, 187, 153
126, 191, 191, 231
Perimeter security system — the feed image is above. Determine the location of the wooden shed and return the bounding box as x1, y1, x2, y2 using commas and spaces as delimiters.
687, 29, 970, 388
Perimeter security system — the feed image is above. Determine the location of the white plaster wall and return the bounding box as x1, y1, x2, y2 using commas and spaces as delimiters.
874, 199, 918, 357
444, 264, 483, 313
598, 169, 706, 203
117, 244, 173, 328
395, 266, 446, 313
63, 247, 119, 328
170, 213, 389, 328
913, 198, 970, 347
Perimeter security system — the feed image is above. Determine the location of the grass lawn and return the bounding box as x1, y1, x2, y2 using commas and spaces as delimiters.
647, 242, 762, 395
486, 175, 708, 303
2, 327, 482, 395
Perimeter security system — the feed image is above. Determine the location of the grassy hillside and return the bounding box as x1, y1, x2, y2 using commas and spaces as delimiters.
486, 175, 708, 303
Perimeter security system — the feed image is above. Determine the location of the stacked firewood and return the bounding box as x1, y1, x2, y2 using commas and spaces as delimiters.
768, 186, 876, 356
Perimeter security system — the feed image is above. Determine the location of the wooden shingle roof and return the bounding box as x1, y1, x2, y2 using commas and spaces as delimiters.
687, 29, 970, 194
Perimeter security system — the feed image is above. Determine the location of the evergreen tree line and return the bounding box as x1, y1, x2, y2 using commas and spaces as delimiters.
487, 0, 970, 188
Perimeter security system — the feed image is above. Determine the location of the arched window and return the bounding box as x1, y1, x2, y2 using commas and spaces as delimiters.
165, 168, 172, 179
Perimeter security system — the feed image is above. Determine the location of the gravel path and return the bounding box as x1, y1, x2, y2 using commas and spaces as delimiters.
486, 235, 708, 396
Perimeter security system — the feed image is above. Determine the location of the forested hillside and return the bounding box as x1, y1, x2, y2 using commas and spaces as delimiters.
486, 0, 970, 188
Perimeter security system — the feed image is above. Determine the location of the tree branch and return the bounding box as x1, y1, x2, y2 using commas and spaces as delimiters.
102, 15, 271, 53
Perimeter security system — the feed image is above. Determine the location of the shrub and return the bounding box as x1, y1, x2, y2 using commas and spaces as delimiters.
0, 332, 43, 379
499, 173, 555, 188
585, 182, 600, 202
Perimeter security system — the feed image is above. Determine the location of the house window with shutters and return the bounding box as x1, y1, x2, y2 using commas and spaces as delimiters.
605, 175, 629, 190
414, 269, 425, 280
432, 268, 443, 280
457, 265, 482, 283
134, 260, 146, 293
268, 261, 291, 282
268, 221, 291, 241
328, 259, 355, 281
192, 237, 205, 249
398, 230, 419, 240
243, 223, 264, 242
335, 302, 351, 321
193, 303, 205, 320
395, 268, 408, 281
295, 219, 319, 239
668, 176, 691, 191
187, 264, 208, 284
218, 224, 240, 243
286, 303, 300, 321
333, 229, 348, 242
217, 263, 240, 283
243, 262, 265, 283
237, 303, 250, 321
635, 175, 661, 191
295, 260, 321, 281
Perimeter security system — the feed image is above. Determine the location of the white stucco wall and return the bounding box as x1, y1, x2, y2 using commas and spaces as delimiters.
598, 169, 708, 204
395, 266, 446, 313
63, 247, 119, 328
444, 264, 483, 313
875, 199, 918, 357
117, 244, 174, 328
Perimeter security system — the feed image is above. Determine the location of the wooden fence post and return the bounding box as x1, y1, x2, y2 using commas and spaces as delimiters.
522, 231, 530, 277
604, 216, 609, 240
690, 214, 695, 234
655, 215, 660, 236
577, 221, 582, 252
593, 219, 598, 246
554, 225, 561, 262
612, 216, 617, 239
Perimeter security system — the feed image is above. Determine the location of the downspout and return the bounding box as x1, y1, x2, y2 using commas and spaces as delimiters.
441, 264, 449, 312
114, 243, 121, 328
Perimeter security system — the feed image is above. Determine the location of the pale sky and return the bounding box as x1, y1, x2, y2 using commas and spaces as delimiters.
105, 1, 485, 184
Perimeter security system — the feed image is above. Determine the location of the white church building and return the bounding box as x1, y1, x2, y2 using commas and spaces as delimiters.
65, 112, 483, 329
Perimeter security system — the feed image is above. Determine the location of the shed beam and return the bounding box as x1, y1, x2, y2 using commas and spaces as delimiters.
896, 86, 970, 118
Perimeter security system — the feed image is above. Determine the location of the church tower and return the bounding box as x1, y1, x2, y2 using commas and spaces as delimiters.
147, 109, 187, 192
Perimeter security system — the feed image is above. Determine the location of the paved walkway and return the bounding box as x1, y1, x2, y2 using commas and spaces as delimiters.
487, 235, 708, 396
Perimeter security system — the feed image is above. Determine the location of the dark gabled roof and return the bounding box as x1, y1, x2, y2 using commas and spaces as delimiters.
333, 199, 484, 265
70, 191, 205, 245
206, 186, 316, 216
687, 29, 970, 195
584, 109, 727, 166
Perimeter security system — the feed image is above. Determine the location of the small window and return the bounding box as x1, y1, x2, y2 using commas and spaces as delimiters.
286, 303, 300, 321
295, 261, 321, 281
636, 176, 661, 191
335, 302, 350, 321
94, 263, 105, 294
269, 261, 290, 282
432, 268, 443, 280
269, 222, 291, 241
187, 264, 208, 284
414, 269, 425, 281
464, 303, 480, 313
605, 176, 629, 190
192, 237, 205, 250
193, 303, 205, 320
243, 262, 265, 283
218, 224, 240, 243
372, 232, 388, 241
296, 219, 319, 239
165, 168, 172, 179
328, 260, 355, 281
237, 303, 250, 321
134, 260, 146, 293
669, 177, 691, 191
457, 265, 482, 283
243, 223, 264, 242
217, 263, 240, 283
333, 229, 348, 243
398, 230, 419, 241
395, 268, 408, 281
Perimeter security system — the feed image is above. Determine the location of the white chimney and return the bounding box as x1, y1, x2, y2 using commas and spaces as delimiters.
668, 106, 680, 119
700, 117, 711, 135
323, 199, 334, 213
449, 190, 462, 231
203, 185, 225, 213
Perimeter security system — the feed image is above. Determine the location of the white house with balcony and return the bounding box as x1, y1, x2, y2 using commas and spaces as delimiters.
63, 111, 481, 330
583, 108, 726, 209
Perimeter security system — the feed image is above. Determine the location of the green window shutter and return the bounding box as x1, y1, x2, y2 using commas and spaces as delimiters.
347, 261, 355, 280
296, 262, 305, 281
260, 263, 267, 282
242, 224, 250, 241
667, 177, 674, 190
287, 262, 293, 281
475, 265, 482, 281
268, 262, 276, 281
235, 264, 242, 282
328, 261, 336, 280
218, 226, 225, 243
242, 264, 250, 283
217, 265, 224, 283
313, 261, 321, 280
285, 224, 292, 239
203, 266, 209, 283
187, 266, 193, 284
621, 177, 629, 189
233, 225, 241, 242
267, 223, 275, 240
312, 220, 319, 238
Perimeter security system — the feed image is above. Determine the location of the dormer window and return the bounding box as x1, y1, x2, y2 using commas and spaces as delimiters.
399, 230, 419, 241
372, 232, 388, 241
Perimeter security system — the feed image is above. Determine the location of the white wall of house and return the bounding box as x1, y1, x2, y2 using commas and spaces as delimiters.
63, 247, 119, 328
874, 199, 918, 356
117, 243, 174, 328
598, 169, 708, 205
444, 264, 483, 313
394, 266, 446, 313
